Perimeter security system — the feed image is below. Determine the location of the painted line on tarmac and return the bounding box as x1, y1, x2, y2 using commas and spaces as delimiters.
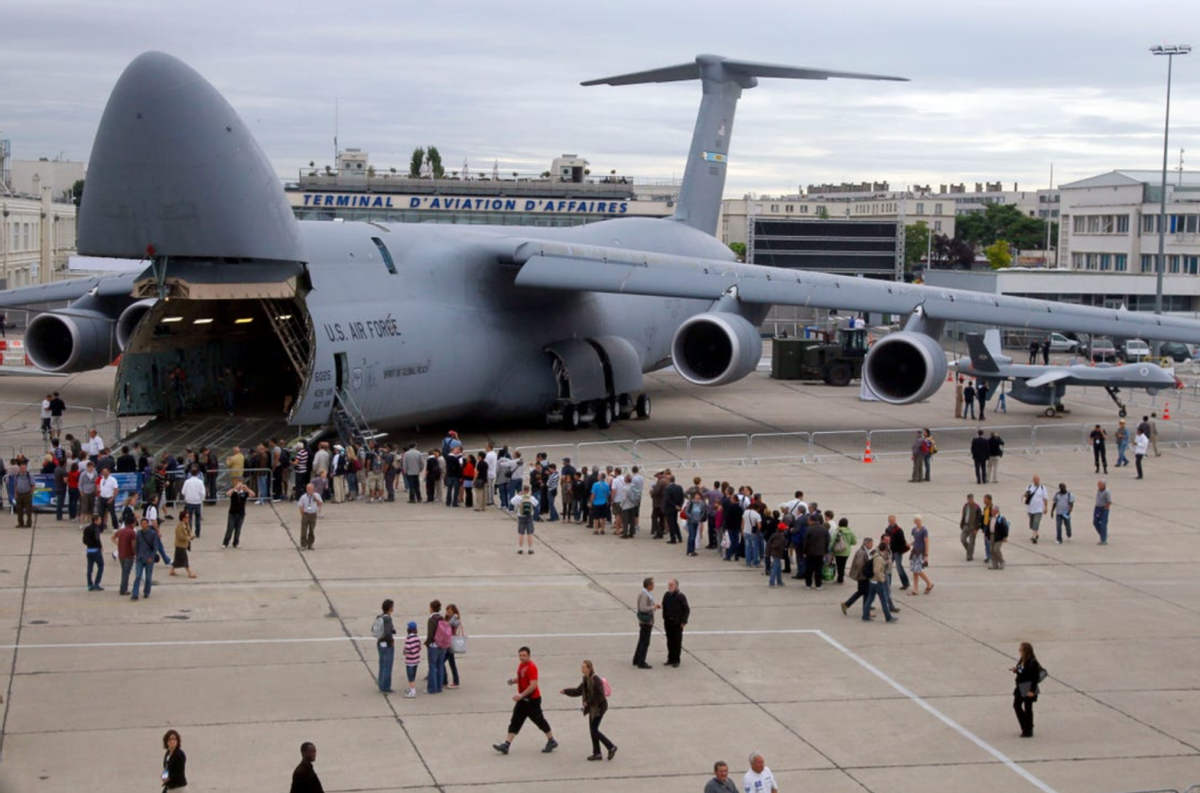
2, 626, 1057, 791
815, 629, 1059, 793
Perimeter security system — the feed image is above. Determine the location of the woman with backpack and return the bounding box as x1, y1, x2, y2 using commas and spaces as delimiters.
830, 518, 857, 584
1011, 642, 1043, 737
559, 660, 617, 762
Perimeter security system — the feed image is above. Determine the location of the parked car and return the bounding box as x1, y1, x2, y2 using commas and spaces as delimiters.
1160, 342, 1198, 362
1047, 332, 1078, 353
1088, 338, 1118, 363
1122, 339, 1151, 362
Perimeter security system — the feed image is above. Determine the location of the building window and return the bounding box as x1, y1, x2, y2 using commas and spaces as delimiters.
916, 202, 924, 215
1185, 256, 1199, 275
934, 220, 942, 232
1099, 254, 1112, 271
1073, 253, 1085, 269
1117, 215, 1129, 233
770, 204, 778, 213
1115, 254, 1127, 272
934, 203, 943, 215
1141, 254, 1155, 273
1185, 215, 1199, 234
1074, 216, 1085, 233
785, 204, 794, 213
1143, 215, 1156, 234
1170, 255, 1181, 274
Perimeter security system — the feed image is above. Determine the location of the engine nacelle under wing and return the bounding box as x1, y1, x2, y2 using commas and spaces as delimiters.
115, 299, 156, 350
26, 310, 118, 373
670, 312, 762, 386
863, 331, 948, 404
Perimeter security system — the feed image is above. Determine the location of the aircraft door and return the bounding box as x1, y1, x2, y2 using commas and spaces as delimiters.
335, 352, 347, 393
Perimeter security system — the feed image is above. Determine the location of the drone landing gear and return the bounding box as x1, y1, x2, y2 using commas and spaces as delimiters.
1104, 386, 1128, 419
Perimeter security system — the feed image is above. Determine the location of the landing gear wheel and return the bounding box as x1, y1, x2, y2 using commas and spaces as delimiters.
635, 393, 652, 420
827, 364, 852, 388
1118, 408, 1127, 419
1044, 407, 1057, 418
617, 393, 633, 420
595, 400, 613, 429
563, 404, 580, 431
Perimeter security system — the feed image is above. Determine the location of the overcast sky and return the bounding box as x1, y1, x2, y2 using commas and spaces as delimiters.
3, 0, 1199, 197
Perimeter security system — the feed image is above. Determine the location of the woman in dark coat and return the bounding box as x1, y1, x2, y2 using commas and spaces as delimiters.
1011, 642, 1043, 737
560, 660, 617, 761
162, 729, 188, 790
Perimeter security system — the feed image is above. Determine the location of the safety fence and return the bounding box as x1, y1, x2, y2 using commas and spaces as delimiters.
7, 467, 277, 514
513, 420, 1200, 470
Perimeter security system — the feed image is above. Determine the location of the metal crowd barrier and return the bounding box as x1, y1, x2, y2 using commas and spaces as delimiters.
748, 432, 810, 464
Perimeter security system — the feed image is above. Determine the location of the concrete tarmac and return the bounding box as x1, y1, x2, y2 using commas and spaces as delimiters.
2, 364, 1200, 792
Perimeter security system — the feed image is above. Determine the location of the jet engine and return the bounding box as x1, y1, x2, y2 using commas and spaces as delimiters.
115, 299, 156, 350
670, 312, 763, 386
863, 331, 949, 404
25, 310, 119, 373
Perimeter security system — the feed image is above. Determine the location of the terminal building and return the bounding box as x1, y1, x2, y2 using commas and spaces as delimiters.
287, 150, 676, 226
0, 144, 80, 290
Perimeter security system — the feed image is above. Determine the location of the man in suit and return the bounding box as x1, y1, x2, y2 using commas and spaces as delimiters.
970, 429, 990, 485
633, 577, 659, 669
661, 579, 690, 667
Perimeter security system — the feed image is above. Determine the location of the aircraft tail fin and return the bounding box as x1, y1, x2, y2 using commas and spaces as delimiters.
583, 55, 906, 237
78, 51, 303, 263
966, 332, 1002, 373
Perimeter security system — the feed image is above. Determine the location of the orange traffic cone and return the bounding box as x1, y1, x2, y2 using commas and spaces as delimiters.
863, 440, 874, 463
946, 370, 953, 383
1163, 402, 1170, 420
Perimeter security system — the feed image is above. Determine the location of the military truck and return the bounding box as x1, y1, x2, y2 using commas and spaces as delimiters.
770, 326, 868, 386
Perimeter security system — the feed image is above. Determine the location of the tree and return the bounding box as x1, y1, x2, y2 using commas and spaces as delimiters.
728, 242, 746, 261
957, 203, 1049, 250
426, 146, 445, 179
932, 233, 975, 268
815, 206, 830, 219
984, 239, 1013, 270
409, 147, 424, 178
70, 179, 84, 207
904, 221, 930, 269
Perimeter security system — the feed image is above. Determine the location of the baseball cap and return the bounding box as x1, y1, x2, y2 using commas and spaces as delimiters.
407, 621, 418, 631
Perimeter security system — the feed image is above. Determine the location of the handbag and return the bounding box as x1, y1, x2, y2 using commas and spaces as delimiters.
822, 558, 836, 582
451, 629, 467, 655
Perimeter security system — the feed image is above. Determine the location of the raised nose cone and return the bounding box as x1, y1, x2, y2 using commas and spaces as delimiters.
78, 51, 303, 263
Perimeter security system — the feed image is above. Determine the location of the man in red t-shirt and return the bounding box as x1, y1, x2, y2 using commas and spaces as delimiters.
493, 646, 557, 755
111, 517, 139, 596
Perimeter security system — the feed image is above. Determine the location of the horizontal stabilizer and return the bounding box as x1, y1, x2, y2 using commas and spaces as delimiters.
582, 55, 907, 87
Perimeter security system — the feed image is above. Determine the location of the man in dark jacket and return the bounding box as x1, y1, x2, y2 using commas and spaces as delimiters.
988, 431, 1005, 483
290, 742, 324, 793
883, 516, 911, 590
970, 429, 990, 485
803, 514, 831, 589
661, 579, 690, 667
662, 475, 685, 544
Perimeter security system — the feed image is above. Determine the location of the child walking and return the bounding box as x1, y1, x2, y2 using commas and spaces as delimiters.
403, 621, 422, 698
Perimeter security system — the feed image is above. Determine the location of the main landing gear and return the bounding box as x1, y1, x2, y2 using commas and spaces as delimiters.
547, 393, 651, 430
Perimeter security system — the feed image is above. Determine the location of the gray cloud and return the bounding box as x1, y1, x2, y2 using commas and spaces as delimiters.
2, 0, 1198, 195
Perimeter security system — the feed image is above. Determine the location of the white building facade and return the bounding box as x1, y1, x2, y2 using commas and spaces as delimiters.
1, 190, 78, 289
1059, 170, 1200, 284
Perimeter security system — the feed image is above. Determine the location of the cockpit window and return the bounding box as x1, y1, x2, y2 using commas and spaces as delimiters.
371, 237, 397, 274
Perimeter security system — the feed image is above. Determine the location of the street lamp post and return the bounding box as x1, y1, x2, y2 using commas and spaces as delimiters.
1150, 44, 1191, 342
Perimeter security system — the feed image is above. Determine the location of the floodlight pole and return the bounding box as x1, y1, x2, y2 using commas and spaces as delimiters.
1151, 44, 1190, 348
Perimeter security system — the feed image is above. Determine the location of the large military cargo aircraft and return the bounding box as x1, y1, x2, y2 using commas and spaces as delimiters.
5, 52, 1200, 437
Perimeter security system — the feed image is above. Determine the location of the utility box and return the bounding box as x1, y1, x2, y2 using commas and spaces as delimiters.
771, 338, 806, 379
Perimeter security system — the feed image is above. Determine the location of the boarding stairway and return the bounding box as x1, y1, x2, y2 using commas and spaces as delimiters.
258, 298, 312, 379
332, 388, 386, 447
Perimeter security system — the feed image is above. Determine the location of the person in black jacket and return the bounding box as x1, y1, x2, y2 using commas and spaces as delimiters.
883, 516, 910, 590
661, 579, 691, 667
970, 430, 990, 485
290, 742, 324, 793
1011, 642, 1042, 737
162, 729, 187, 790
559, 660, 617, 761
662, 476, 685, 544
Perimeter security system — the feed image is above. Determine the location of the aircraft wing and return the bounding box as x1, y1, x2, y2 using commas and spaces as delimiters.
511, 241, 1200, 344
1023, 369, 1074, 388
0, 272, 141, 310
